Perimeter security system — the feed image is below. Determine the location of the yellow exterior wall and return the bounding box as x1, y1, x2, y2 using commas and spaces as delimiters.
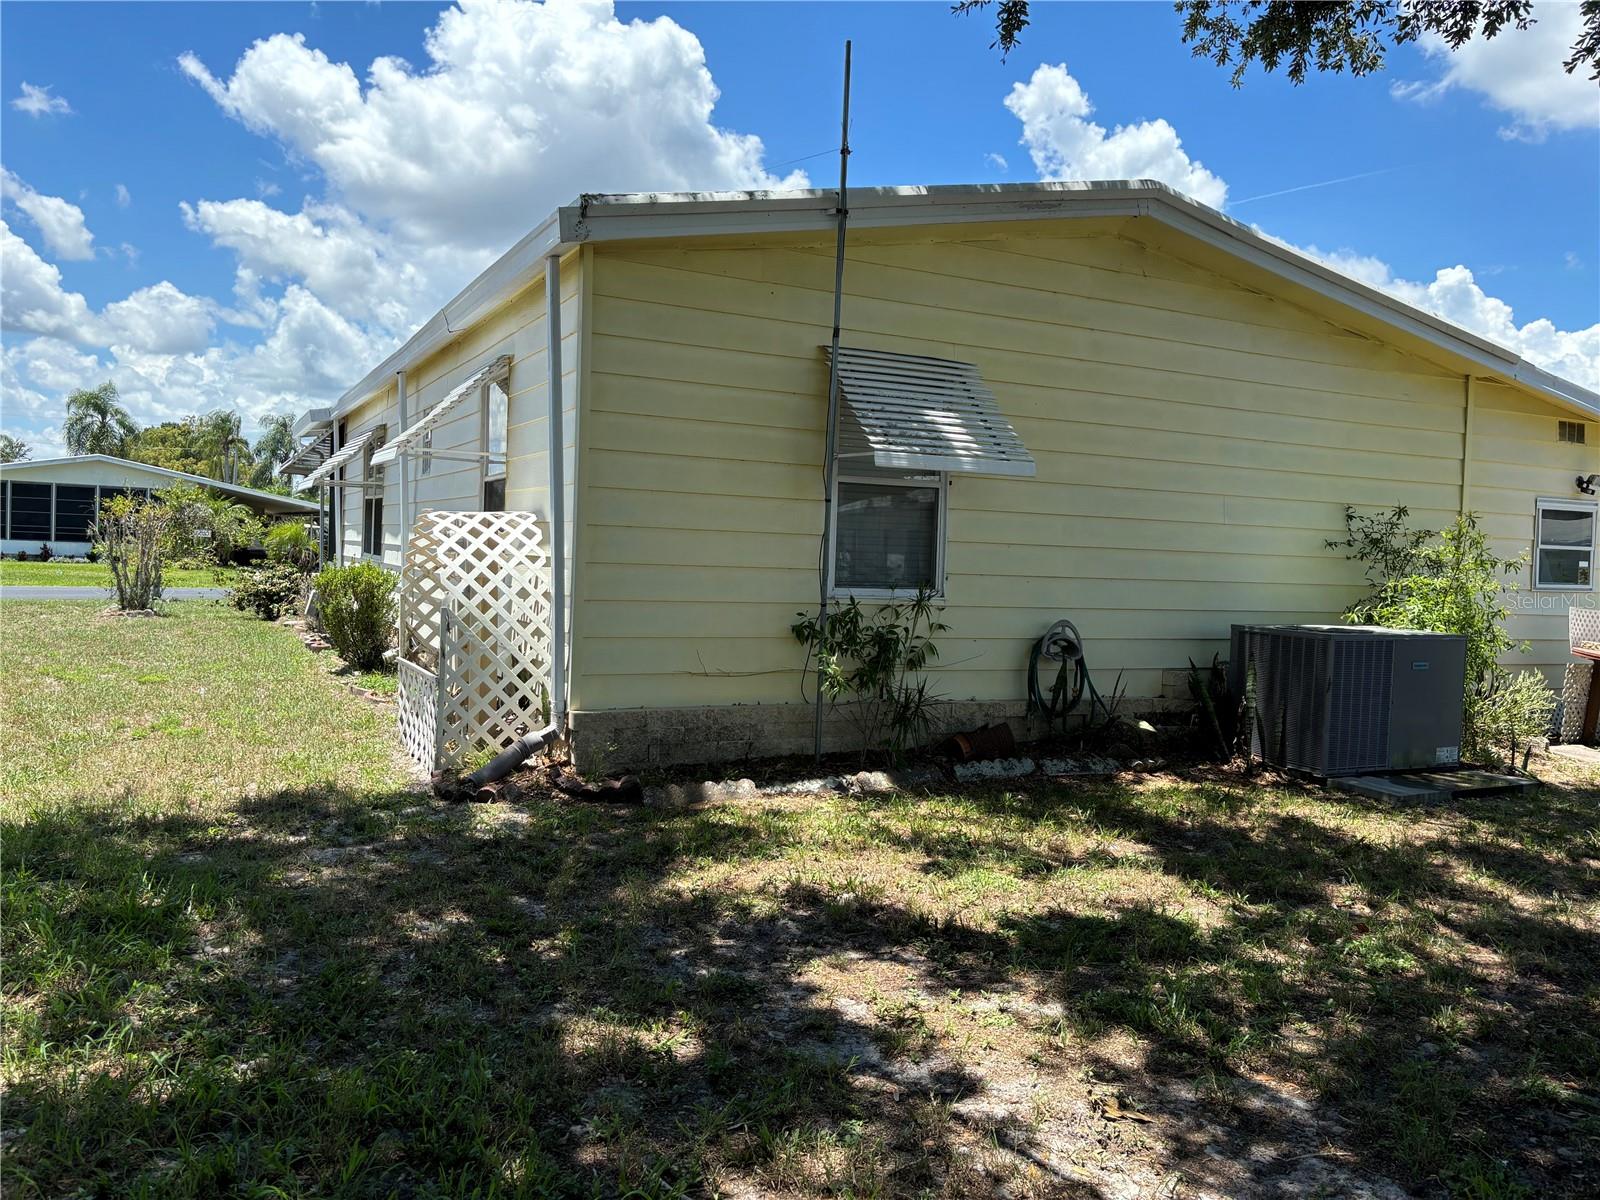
568, 219, 1587, 715
1468, 379, 1599, 684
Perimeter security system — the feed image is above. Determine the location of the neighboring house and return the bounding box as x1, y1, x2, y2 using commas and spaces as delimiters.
283, 180, 1600, 767
0, 454, 317, 558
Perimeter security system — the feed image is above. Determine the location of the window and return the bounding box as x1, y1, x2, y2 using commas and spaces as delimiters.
362, 482, 384, 557
832, 470, 945, 595
54, 485, 97, 541
1535, 499, 1597, 589
482, 380, 508, 510
1560, 420, 1587, 444
9, 482, 51, 540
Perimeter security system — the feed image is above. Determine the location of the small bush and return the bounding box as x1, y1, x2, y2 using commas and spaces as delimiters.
264, 520, 318, 572
37, 543, 53, 562
95, 495, 174, 611
1477, 669, 1558, 769
231, 562, 308, 620
314, 562, 396, 671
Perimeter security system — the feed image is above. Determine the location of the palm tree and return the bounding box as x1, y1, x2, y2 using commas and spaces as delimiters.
62, 382, 137, 456
0, 433, 30, 463
200, 409, 249, 483
249, 413, 296, 488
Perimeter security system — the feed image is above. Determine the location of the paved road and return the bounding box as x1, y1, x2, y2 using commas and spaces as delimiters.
0, 586, 228, 601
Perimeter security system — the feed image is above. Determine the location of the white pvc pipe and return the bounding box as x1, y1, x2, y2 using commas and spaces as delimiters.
545, 252, 567, 731
396, 369, 409, 570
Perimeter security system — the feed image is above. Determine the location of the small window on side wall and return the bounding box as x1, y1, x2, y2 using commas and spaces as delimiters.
1535, 499, 1597, 589
832, 470, 945, 595
482, 380, 508, 510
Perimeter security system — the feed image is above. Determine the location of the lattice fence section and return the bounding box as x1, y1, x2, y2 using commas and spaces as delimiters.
1570, 605, 1600, 653
396, 509, 553, 770
397, 658, 440, 767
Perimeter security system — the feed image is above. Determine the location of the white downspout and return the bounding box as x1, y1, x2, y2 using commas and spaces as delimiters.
545, 251, 567, 732
396, 369, 410, 570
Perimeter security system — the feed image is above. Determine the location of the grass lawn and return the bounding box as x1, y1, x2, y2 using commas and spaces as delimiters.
4, 604, 1598, 1198
0, 559, 238, 588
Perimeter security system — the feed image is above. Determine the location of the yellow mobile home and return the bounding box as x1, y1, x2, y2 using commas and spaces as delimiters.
284, 181, 1599, 769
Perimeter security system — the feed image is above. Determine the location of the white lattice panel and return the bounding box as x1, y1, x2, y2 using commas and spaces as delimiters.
397, 658, 440, 768
396, 510, 552, 770
1560, 661, 1593, 743
1571, 605, 1600, 653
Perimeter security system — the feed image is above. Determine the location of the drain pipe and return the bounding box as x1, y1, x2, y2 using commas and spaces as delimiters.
466, 251, 568, 788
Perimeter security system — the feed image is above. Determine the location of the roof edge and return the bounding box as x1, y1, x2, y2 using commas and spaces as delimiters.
0, 454, 319, 510
325, 179, 1597, 422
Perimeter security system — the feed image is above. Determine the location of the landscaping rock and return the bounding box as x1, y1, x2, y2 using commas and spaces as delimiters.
953, 756, 1036, 782
1039, 754, 1121, 775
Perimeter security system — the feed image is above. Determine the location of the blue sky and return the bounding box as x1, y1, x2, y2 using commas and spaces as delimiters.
3, 0, 1596, 456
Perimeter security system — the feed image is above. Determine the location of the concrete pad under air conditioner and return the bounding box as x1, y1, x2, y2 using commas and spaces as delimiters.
1330, 770, 1538, 803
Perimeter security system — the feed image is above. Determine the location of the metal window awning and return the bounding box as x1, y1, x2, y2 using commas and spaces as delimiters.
370, 355, 511, 468
827, 346, 1035, 477
277, 429, 333, 479
297, 429, 377, 492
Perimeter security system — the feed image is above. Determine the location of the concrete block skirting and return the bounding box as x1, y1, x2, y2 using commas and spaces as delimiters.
566, 697, 1187, 772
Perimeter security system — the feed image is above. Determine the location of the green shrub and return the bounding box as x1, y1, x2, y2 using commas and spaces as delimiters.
792, 588, 948, 763
264, 520, 318, 572
1476, 669, 1559, 768
231, 562, 307, 620
314, 562, 396, 671
1328, 505, 1534, 761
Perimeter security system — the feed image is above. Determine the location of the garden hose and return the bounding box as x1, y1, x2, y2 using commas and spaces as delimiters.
1027, 618, 1116, 730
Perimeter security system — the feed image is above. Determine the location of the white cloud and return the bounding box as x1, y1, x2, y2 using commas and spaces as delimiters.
10, 82, 71, 117
0, 220, 97, 341
1285, 244, 1599, 390
1002, 61, 1597, 392
1391, 3, 1599, 140
7, 0, 807, 450
1004, 62, 1228, 208
115, 183, 131, 208
1, 169, 95, 261
178, 0, 807, 256
102, 283, 216, 355
985, 151, 1008, 171
180, 197, 427, 325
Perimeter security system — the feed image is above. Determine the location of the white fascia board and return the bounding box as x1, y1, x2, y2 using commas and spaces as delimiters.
559, 180, 1155, 244
328, 212, 567, 421
291, 407, 332, 439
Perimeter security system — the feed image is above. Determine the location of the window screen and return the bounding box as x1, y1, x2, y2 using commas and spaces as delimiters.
834, 477, 940, 592
9, 482, 51, 540
484, 381, 508, 480
1536, 502, 1596, 588
1, 481, 8, 539
1559, 420, 1587, 444
55, 485, 97, 541
363, 493, 384, 556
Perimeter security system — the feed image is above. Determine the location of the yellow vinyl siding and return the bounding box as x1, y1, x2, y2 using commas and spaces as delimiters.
1467, 379, 1598, 683
569, 220, 1577, 718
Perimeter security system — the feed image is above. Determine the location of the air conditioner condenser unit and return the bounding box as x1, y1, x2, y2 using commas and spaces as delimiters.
1229, 625, 1467, 777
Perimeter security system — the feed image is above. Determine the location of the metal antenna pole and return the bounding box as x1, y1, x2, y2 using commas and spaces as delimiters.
813, 40, 852, 762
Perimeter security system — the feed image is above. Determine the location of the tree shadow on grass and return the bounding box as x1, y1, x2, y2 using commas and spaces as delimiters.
4, 771, 1596, 1199
5, 786, 1095, 1199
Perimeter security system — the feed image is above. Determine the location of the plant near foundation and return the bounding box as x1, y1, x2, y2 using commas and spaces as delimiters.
1477, 669, 1559, 770
94, 493, 173, 611
231, 562, 309, 621
314, 562, 396, 671
1328, 504, 1541, 760
792, 588, 949, 763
